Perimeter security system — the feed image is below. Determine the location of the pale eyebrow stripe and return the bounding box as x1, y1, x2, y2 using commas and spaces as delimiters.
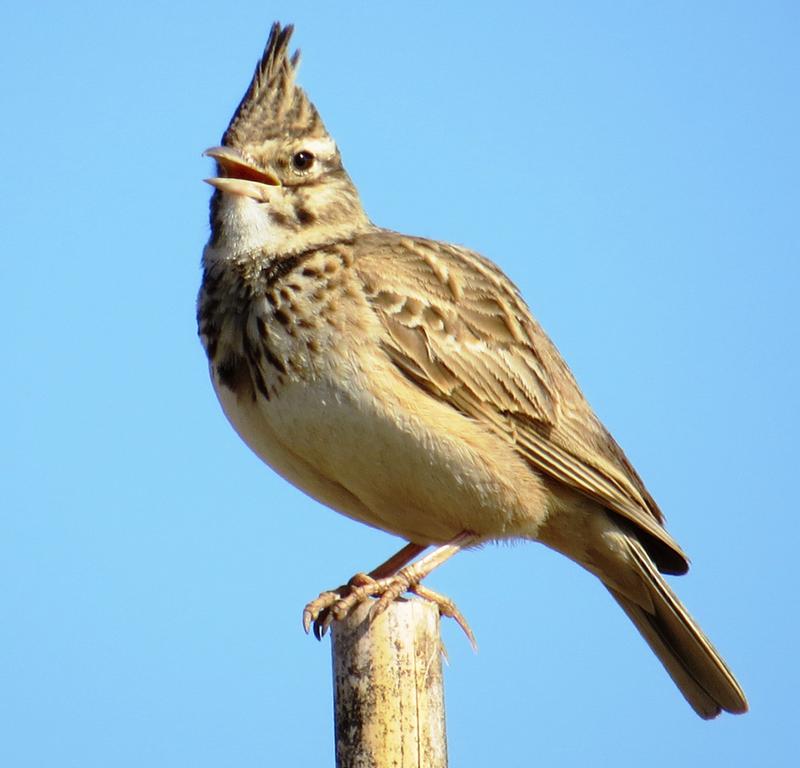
300, 136, 337, 156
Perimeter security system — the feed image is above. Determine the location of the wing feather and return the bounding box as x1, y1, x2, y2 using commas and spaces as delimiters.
355, 232, 687, 573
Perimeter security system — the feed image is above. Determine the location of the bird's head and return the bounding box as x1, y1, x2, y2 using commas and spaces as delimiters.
204, 23, 369, 259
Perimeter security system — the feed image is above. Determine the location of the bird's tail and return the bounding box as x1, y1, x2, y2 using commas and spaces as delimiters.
606, 534, 748, 719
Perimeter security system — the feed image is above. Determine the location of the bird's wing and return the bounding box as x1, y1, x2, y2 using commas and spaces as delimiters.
355, 232, 687, 573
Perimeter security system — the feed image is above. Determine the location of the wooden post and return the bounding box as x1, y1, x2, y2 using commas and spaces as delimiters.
331, 599, 448, 768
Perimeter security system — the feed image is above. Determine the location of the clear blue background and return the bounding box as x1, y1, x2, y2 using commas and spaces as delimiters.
2, 2, 797, 765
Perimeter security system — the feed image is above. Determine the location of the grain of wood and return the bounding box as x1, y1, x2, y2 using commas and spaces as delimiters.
331, 599, 447, 768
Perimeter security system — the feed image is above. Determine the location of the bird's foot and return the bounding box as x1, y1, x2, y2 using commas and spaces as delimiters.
302, 569, 476, 648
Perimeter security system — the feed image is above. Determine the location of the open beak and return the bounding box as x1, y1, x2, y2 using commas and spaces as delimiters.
203, 146, 281, 201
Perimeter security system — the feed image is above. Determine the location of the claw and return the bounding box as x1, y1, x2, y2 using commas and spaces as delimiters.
412, 584, 477, 650
302, 535, 478, 643
302, 575, 476, 648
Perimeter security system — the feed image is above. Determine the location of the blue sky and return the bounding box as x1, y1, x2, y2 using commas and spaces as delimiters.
2, 2, 798, 765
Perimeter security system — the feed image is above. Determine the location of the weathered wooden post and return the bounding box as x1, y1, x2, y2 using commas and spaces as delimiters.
331, 599, 448, 768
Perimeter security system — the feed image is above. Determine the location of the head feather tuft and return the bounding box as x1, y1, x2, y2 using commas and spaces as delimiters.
222, 22, 326, 147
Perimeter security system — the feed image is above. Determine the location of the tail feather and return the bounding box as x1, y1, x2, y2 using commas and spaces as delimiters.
607, 535, 748, 719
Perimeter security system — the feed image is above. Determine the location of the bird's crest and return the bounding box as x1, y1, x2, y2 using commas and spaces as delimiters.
223, 23, 326, 147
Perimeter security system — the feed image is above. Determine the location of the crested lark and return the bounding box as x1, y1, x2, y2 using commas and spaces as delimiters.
198, 23, 747, 718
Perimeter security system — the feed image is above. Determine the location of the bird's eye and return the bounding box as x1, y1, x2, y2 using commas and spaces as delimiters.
292, 150, 315, 171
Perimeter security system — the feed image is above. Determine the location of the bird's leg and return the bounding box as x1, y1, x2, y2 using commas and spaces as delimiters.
370, 535, 476, 647
368, 541, 428, 579
303, 542, 426, 638
303, 533, 477, 646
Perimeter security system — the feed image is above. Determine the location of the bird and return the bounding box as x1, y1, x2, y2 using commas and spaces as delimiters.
197, 22, 747, 719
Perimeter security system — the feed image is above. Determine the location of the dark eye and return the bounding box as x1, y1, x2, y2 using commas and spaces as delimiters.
292, 150, 315, 171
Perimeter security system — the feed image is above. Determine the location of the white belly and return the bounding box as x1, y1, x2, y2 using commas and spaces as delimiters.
211, 351, 549, 545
